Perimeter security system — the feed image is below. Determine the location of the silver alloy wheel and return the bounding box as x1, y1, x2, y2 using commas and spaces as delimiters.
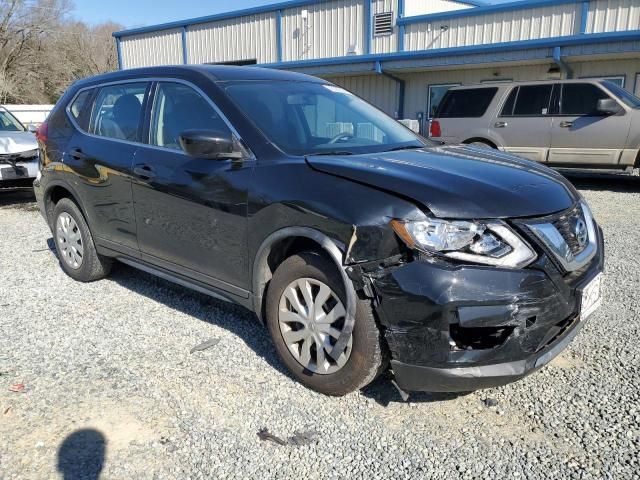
278, 278, 353, 375
56, 212, 84, 270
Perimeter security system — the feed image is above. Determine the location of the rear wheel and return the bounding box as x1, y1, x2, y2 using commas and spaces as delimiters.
265, 251, 383, 396
52, 198, 112, 282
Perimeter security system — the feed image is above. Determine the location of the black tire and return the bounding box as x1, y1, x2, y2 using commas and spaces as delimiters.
51, 198, 112, 282
265, 251, 383, 396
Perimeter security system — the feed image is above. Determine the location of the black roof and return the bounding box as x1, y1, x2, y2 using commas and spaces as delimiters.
73, 65, 325, 88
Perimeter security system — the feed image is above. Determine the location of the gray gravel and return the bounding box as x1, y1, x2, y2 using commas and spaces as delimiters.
0, 177, 639, 479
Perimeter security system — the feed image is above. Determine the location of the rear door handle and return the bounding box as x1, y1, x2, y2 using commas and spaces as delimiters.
494, 122, 508, 128
133, 164, 156, 180
560, 121, 574, 128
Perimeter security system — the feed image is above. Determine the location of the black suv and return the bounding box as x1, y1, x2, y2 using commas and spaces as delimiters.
34, 66, 604, 396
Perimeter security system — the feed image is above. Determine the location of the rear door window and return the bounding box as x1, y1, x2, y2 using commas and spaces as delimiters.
436, 88, 498, 118
90, 82, 148, 142
149, 82, 231, 151
560, 83, 611, 116
511, 85, 552, 116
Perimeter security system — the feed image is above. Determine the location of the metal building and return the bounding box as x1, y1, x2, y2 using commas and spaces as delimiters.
113, 0, 640, 134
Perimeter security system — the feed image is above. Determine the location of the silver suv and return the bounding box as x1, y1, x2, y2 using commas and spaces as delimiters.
430, 79, 640, 170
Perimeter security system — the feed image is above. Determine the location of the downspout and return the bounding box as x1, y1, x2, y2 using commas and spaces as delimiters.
115, 36, 123, 70
375, 60, 405, 119
553, 46, 573, 79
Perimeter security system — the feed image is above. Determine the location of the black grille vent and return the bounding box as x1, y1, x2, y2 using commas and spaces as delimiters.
552, 204, 586, 255
373, 12, 393, 36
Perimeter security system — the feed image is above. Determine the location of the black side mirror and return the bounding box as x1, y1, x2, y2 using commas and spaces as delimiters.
179, 129, 244, 160
596, 98, 622, 115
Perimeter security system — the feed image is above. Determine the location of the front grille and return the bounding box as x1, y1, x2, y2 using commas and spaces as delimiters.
551, 204, 587, 256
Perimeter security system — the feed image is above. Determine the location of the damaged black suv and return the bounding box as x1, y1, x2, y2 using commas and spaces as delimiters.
34, 66, 604, 396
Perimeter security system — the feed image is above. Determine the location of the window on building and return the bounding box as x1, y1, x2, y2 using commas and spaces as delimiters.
511, 85, 553, 116
90, 83, 148, 141
427, 84, 459, 118
150, 82, 231, 151
560, 83, 611, 116
373, 12, 393, 36
436, 87, 498, 118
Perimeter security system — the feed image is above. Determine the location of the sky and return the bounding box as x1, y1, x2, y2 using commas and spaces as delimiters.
73, 0, 514, 30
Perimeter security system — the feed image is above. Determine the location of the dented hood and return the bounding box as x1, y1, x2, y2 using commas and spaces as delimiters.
0, 131, 38, 155
306, 145, 578, 219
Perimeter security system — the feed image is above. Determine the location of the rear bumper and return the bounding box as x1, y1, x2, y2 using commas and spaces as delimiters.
370, 226, 604, 393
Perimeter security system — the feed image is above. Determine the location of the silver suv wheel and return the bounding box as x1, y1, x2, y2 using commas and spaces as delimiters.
56, 212, 84, 269
278, 278, 353, 375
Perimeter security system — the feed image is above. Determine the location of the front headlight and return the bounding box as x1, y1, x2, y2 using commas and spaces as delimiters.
18, 149, 39, 159
391, 218, 536, 269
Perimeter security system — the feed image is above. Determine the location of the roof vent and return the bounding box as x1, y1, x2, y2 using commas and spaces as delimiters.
373, 12, 393, 36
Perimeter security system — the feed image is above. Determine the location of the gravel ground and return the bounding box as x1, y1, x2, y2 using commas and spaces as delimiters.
0, 176, 639, 480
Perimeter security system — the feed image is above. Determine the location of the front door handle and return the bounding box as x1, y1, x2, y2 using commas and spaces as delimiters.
133, 164, 156, 180
560, 121, 574, 128
494, 122, 508, 128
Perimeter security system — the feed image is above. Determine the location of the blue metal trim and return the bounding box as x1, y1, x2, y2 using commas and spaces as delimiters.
397, 0, 583, 26
580, 0, 590, 34
276, 10, 283, 63
257, 30, 640, 69
116, 37, 123, 70
397, 0, 405, 52
364, 0, 372, 55
181, 27, 188, 64
113, 0, 326, 37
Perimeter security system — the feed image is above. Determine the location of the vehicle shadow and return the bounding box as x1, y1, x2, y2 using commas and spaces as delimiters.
361, 373, 470, 406
57, 428, 106, 480
563, 171, 640, 193
0, 188, 36, 207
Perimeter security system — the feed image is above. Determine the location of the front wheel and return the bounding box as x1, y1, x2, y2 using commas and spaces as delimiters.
265, 251, 384, 396
52, 198, 112, 282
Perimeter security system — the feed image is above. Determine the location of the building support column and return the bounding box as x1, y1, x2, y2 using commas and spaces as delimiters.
397, 0, 405, 51
553, 46, 573, 79
181, 27, 188, 64
116, 37, 123, 70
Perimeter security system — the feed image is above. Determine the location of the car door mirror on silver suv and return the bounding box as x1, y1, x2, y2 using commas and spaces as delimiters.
596, 98, 623, 115
179, 129, 244, 160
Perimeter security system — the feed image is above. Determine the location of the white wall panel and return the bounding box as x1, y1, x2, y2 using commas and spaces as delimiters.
327, 74, 400, 116
587, 0, 640, 33
281, 0, 364, 61
404, 3, 578, 51
404, 0, 471, 17
371, 0, 398, 54
186, 13, 277, 64
120, 29, 183, 69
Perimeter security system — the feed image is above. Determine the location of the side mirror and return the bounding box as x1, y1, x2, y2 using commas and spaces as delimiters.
596, 98, 622, 115
27, 124, 38, 133
179, 129, 244, 160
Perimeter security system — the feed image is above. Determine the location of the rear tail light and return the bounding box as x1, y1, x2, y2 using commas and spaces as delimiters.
429, 120, 441, 138
35, 122, 48, 142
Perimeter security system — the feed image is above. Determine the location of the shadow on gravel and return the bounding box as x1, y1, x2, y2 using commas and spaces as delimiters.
563, 172, 640, 193
361, 374, 469, 406
57, 428, 105, 480
0, 188, 36, 208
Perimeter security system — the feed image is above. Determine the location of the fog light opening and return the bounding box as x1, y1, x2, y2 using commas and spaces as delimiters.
449, 324, 515, 351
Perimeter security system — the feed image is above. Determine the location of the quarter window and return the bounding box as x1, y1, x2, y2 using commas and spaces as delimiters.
436, 88, 498, 118
560, 84, 612, 116
150, 82, 230, 151
428, 84, 459, 118
68, 89, 94, 130
90, 83, 147, 141
512, 85, 552, 116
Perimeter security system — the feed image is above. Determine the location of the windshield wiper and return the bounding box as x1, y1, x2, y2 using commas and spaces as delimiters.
386, 145, 424, 152
306, 151, 355, 156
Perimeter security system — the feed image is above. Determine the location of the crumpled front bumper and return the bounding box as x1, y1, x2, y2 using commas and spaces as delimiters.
0, 155, 39, 184
369, 226, 604, 393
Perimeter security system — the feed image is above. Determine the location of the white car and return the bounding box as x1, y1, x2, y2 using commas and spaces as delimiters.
0, 107, 39, 188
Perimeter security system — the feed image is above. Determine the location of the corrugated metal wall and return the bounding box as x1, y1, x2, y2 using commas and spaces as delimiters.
587, 0, 640, 33
281, 0, 364, 61
371, 0, 398, 54
186, 13, 277, 64
327, 74, 400, 116
403, 3, 579, 51
120, 29, 183, 68
404, 0, 471, 17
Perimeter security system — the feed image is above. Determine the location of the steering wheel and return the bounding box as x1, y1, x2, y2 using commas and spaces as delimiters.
328, 132, 355, 144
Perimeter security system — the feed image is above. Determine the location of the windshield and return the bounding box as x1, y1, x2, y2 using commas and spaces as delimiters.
0, 109, 25, 132
225, 81, 427, 156
601, 81, 640, 108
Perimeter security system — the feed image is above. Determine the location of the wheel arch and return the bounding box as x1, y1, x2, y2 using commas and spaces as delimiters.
252, 227, 357, 326
462, 137, 498, 149
43, 181, 85, 228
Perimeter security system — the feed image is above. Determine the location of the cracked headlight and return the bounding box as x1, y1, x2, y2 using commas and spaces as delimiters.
391, 218, 536, 269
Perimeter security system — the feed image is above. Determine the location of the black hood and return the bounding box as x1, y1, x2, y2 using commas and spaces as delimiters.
306, 145, 579, 219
